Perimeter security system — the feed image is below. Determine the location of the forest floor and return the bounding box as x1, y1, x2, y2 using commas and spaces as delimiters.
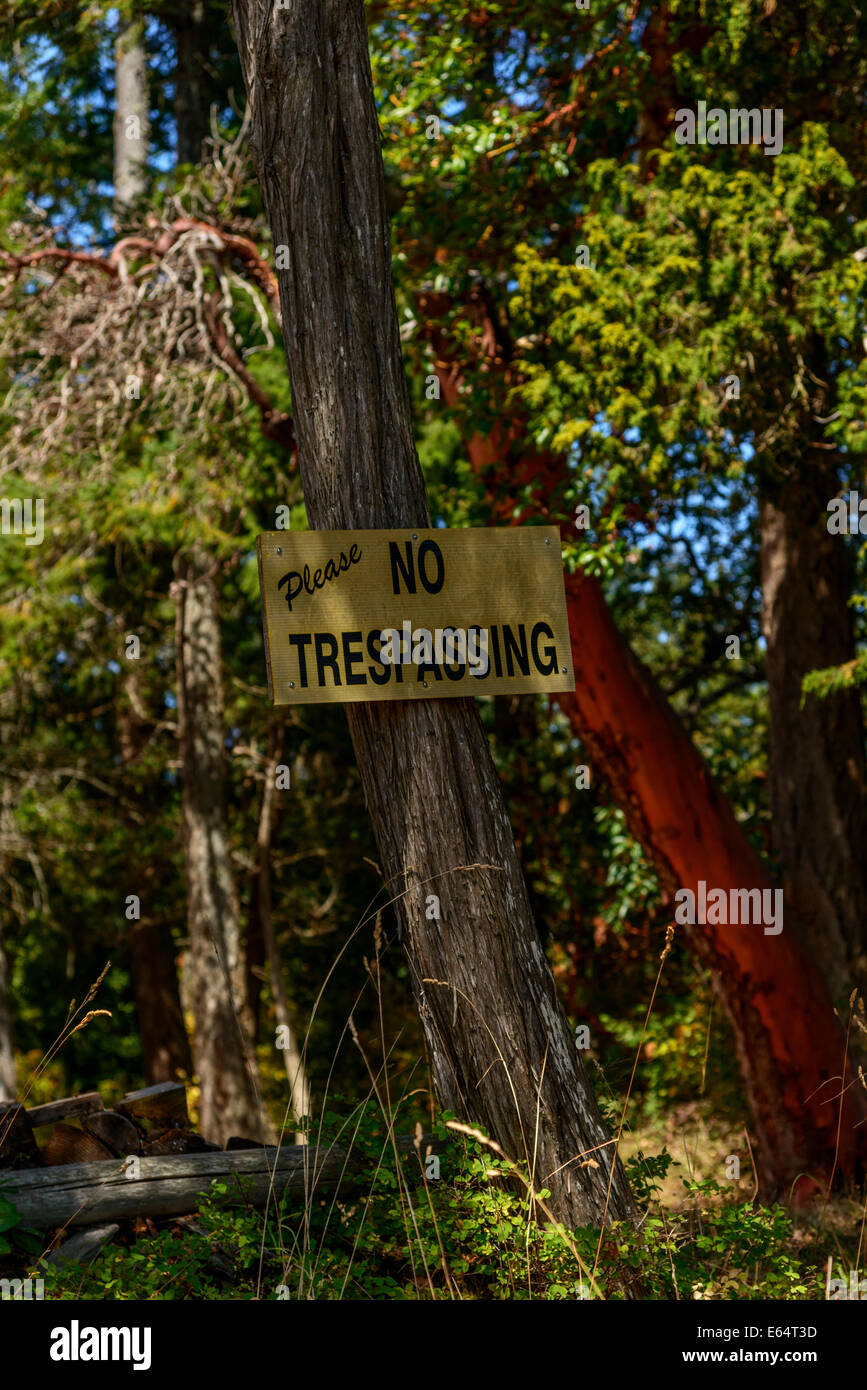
622, 1104, 866, 1300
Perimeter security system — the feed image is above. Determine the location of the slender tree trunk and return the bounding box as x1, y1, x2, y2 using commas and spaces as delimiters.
760, 469, 867, 1008
422, 320, 864, 1191
128, 916, 192, 1085
118, 677, 192, 1084
0, 914, 16, 1101
171, 1, 213, 166
113, 15, 149, 218
245, 876, 265, 1034
254, 719, 309, 1139
112, 27, 191, 1087
174, 553, 269, 1145
231, 0, 636, 1233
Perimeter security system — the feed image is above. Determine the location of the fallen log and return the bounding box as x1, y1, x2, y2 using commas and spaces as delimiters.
26, 1093, 103, 1127
45, 1223, 120, 1267
2, 1135, 448, 1229
4, 1145, 356, 1228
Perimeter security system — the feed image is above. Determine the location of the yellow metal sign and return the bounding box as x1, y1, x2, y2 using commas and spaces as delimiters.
257, 527, 575, 705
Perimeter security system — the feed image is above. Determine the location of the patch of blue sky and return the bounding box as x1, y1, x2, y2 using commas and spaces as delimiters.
10, 16, 178, 243
565, 412, 761, 607
492, 37, 546, 109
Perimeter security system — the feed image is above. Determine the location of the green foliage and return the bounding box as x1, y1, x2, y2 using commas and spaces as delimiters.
624, 1149, 673, 1210
38, 1196, 272, 1301
506, 128, 867, 523
600, 976, 741, 1125
0, 1184, 41, 1257
662, 1180, 815, 1301
32, 1112, 824, 1302
2, 0, 866, 1307
803, 601, 867, 698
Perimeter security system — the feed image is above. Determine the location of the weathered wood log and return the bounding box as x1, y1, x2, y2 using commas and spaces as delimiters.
0, 1102, 42, 1168
40, 1123, 115, 1166
2, 1145, 350, 1228
81, 1111, 142, 1156
116, 1081, 189, 1128
26, 1092, 103, 1128
44, 1223, 120, 1267
3, 1136, 449, 1228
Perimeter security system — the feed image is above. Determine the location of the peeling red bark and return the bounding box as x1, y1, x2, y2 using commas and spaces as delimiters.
560, 565, 863, 1193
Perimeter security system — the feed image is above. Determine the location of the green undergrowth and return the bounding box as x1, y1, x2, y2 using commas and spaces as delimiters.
10, 1106, 858, 1301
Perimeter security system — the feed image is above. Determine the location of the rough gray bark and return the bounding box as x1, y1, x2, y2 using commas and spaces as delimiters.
113, 16, 150, 217
230, 0, 635, 1230
174, 554, 269, 1146
760, 470, 867, 1007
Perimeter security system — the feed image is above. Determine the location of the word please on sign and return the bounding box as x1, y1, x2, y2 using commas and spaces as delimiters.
278, 543, 362, 611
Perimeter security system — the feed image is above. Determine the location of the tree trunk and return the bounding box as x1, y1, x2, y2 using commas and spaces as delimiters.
0, 914, 16, 1101
118, 677, 192, 1084
113, 15, 149, 217
760, 471, 867, 1007
230, 0, 636, 1232
171, 1, 213, 167
174, 554, 269, 1146
127, 918, 192, 1085
258, 720, 309, 1140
